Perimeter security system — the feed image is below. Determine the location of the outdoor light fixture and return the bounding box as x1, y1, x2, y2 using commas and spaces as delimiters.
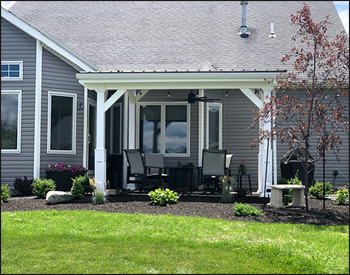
225, 90, 228, 97
168, 91, 171, 97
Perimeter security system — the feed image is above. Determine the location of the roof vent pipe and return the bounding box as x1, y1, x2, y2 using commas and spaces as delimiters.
269, 22, 277, 38
240, 1, 249, 38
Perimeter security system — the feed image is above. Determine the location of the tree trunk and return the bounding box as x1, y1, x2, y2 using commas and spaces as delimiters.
304, 139, 310, 211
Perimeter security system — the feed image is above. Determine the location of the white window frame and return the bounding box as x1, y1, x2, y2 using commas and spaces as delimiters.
47, 91, 77, 154
136, 102, 191, 157
206, 102, 222, 150
1, 90, 22, 153
1, 61, 23, 81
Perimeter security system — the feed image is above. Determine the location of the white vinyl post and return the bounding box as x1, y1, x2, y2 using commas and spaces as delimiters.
94, 88, 107, 194
123, 92, 129, 188
198, 89, 204, 167
258, 88, 273, 197
128, 90, 136, 149
272, 90, 278, 186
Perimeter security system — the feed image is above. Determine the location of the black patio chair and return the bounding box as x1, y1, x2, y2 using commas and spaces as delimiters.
124, 149, 165, 192
144, 153, 169, 187
198, 149, 227, 193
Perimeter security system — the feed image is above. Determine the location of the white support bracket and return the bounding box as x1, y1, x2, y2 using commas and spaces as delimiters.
130, 89, 149, 103
104, 89, 127, 112
240, 88, 263, 109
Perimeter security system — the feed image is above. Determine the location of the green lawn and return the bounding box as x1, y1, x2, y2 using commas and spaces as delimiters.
1, 210, 349, 274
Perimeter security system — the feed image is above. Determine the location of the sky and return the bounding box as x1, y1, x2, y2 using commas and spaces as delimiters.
1, 1, 349, 33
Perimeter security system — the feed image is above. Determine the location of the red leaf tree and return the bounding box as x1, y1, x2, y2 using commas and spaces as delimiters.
250, 3, 349, 210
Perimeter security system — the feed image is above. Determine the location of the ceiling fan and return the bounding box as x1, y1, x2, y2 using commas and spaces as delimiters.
187, 90, 221, 104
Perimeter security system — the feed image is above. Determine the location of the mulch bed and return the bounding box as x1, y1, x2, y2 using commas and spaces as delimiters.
1, 194, 349, 226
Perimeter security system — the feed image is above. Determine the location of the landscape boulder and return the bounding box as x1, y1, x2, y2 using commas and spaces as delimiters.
46, 191, 74, 205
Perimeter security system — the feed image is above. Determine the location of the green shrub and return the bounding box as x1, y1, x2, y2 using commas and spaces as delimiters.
219, 175, 233, 203
233, 203, 263, 217
71, 176, 85, 199
92, 190, 107, 205
148, 188, 180, 206
282, 172, 303, 205
32, 179, 56, 198
287, 172, 302, 185
334, 186, 349, 205
1, 184, 11, 204
14, 176, 33, 196
309, 181, 334, 199
78, 175, 93, 194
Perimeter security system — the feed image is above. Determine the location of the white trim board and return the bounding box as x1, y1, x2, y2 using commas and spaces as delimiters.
1, 7, 96, 72
1, 90, 22, 154
33, 41, 42, 179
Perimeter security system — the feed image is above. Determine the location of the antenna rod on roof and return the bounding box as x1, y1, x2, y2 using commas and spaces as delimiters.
240, 1, 249, 38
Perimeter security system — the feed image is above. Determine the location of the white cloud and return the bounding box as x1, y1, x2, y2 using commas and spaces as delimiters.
338, 10, 349, 33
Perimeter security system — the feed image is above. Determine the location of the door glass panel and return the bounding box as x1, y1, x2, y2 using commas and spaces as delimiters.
140, 105, 161, 153
208, 105, 219, 150
165, 105, 187, 154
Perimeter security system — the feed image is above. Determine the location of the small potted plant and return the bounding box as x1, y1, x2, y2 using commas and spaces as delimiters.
238, 160, 247, 175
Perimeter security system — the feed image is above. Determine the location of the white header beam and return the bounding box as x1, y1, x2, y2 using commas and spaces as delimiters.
77, 72, 278, 91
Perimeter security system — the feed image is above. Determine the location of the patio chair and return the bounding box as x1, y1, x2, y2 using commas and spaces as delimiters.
123, 149, 159, 191
199, 149, 227, 193
144, 153, 169, 186
124, 149, 167, 192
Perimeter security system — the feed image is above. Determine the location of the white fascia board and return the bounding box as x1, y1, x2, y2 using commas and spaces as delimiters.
77, 72, 279, 82
76, 72, 278, 90
1, 8, 97, 72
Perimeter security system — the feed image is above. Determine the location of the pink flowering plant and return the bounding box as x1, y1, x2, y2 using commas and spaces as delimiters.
47, 163, 87, 173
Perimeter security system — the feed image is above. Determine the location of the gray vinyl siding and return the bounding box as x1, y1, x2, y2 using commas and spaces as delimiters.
205, 89, 260, 190
276, 90, 349, 188
1, 18, 36, 187
40, 48, 85, 178
88, 89, 97, 101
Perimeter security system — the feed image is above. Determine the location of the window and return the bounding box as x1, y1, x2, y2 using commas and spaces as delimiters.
48, 92, 77, 154
1, 90, 21, 153
1, 61, 23, 81
138, 103, 190, 156
206, 103, 222, 150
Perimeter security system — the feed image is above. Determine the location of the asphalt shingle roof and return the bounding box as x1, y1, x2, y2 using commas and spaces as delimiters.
9, 1, 345, 72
